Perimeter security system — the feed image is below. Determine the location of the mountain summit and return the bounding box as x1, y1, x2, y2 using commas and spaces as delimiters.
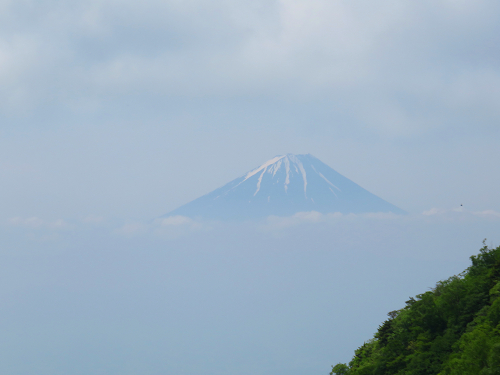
164, 154, 405, 220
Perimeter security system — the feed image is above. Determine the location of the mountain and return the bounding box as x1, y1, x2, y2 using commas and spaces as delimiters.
163, 153, 405, 220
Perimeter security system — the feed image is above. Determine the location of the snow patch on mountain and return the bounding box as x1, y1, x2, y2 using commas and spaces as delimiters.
244, 155, 285, 181
163, 153, 406, 220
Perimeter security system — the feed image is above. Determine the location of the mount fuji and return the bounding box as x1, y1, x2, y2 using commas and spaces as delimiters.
163, 154, 405, 220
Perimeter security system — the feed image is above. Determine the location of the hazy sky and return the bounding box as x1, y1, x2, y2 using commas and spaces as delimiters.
1, 0, 500, 220
1, 1, 500, 374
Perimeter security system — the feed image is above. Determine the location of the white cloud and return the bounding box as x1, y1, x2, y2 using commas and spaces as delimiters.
260, 206, 500, 232
48, 219, 68, 229
262, 210, 404, 230
422, 207, 500, 220
472, 210, 500, 218
153, 216, 210, 238
1, 0, 499, 136
422, 208, 446, 216
113, 216, 209, 238
114, 222, 148, 236
264, 211, 322, 229
159, 215, 195, 226
8, 216, 70, 229
9, 216, 43, 227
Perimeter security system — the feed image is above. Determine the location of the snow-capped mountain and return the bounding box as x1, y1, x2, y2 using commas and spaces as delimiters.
163, 154, 405, 220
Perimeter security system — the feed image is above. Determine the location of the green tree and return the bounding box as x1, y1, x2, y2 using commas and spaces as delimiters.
330, 363, 349, 375
330, 243, 500, 375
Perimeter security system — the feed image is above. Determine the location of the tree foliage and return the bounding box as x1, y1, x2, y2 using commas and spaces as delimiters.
331, 243, 500, 375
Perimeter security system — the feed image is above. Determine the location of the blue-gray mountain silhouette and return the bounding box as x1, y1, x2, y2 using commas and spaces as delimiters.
164, 154, 405, 220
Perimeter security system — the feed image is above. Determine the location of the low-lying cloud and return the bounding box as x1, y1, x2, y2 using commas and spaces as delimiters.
106, 207, 500, 240
6, 207, 500, 243
8, 216, 70, 229
422, 207, 500, 219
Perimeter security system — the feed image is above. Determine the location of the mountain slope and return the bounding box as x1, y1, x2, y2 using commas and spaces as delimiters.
164, 153, 405, 220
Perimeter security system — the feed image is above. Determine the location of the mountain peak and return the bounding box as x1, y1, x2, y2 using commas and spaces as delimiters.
163, 154, 405, 220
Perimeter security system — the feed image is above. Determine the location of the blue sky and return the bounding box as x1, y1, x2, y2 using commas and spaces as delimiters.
1, 1, 500, 374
